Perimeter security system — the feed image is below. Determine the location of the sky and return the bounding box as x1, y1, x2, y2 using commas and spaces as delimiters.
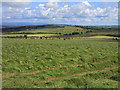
1, 0, 119, 26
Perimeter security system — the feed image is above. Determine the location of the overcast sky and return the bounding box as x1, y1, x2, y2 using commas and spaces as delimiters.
1, 0, 119, 26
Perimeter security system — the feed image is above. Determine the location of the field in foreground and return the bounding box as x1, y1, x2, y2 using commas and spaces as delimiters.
2, 38, 118, 88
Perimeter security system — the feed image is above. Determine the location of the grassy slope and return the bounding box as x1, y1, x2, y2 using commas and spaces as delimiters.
7, 26, 87, 35
3, 25, 118, 39
2, 38, 118, 88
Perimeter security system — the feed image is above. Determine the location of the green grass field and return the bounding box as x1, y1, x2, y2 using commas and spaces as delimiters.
88, 36, 118, 39
1, 34, 57, 37
2, 38, 118, 88
6, 26, 88, 35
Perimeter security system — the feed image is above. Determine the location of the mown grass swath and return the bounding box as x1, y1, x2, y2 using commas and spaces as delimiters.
2, 25, 119, 88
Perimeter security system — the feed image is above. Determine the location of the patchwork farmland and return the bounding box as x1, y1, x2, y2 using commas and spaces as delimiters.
2, 25, 119, 88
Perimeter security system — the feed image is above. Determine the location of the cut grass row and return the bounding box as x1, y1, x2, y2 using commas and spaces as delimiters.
2, 57, 118, 79
2, 67, 118, 88
2, 39, 118, 73
2, 38, 118, 88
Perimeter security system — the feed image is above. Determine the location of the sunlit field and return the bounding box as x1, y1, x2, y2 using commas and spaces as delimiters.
1, 34, 57, 37
88, 36, 118, 39
2, 38, 118, 88
2, 0, 119, 88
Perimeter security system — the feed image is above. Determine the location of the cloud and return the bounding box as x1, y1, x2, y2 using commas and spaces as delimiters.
39, 4, 45, 7
45, 0, 60, 8
2, 0, 32, 7
82, 1, 91, 6
46, 2, 59, 8
47, 0, 60, 2
2, 2, 118, 25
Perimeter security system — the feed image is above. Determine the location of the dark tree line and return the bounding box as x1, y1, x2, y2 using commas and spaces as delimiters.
2, 25, 65, 33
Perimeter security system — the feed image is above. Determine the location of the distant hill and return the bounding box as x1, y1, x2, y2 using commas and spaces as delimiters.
2, 24, 67, 32
2, 24, 119, 33
95, 25, 118, 29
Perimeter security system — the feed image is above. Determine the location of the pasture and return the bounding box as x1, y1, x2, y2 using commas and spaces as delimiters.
3, 26, 89, 35
88, 36, 118, 39
1, 34, 58, 38
2, 38, 118, 88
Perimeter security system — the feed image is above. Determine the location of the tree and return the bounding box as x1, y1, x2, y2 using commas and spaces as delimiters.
81, 32, 83, 34
72, 32, 79, 35
24, 34, 27, 39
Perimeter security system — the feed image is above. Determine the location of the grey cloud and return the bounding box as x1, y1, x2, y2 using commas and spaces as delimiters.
2, 2, 118, 25
2, 2, 32, 7
95, 16, 108, 18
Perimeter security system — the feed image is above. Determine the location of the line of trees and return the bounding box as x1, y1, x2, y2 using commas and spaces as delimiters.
7, 32, 62, 35
63, 31, 93, 36
2, 25, 65, 33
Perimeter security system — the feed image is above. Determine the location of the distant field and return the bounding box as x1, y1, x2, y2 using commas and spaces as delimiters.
1, 34, 57, 37
6, 26, 87, 35
3, 25, 118, 39
88, 36, 118, 39
2, 38, 118, 88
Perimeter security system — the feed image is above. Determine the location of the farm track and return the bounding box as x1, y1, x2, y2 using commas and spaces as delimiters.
34, 66, 119, 83
2, 60, 116, 79
2, 66, 119, 84
2, 73, 15, 79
